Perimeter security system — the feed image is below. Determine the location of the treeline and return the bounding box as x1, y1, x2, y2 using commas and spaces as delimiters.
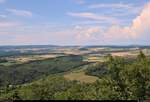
0, 52, 150, 100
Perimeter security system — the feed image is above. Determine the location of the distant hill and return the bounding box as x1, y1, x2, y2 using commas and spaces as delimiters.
83, 45, 150, 49
0, 45, 59, 50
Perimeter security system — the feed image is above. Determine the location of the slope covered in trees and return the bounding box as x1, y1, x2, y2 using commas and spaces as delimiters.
0, 52, 149, 100
0, 55, 87, 87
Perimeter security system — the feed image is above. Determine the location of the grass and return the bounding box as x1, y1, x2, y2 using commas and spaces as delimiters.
64, 71, 98, 83
64, 64, 99, 83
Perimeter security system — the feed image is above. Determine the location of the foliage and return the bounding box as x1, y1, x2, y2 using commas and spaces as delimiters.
0, 52, 150, 100
85, 63, 108, 78
0, 55, 86, 87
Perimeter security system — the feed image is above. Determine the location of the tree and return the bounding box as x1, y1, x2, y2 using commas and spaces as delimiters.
125, 52, 150, 100
138, 50, 146, 60
106, 56, 128, 99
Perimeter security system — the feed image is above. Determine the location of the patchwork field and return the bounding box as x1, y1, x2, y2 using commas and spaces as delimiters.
0, 54, 63, 66
13, 54, 61, 63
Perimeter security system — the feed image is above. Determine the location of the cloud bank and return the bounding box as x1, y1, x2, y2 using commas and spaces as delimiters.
71, 2, 150, 44
0, 1, 150, 45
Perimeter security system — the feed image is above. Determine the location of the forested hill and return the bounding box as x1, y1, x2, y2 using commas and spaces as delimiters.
0, 52, 150, 100
0, 55, 88, 86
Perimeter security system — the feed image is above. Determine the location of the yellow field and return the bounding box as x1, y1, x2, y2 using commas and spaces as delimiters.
111, 52, 137, 57
14, 54, 59, 63
64, 71, 98, 83
83, 56, 106, 62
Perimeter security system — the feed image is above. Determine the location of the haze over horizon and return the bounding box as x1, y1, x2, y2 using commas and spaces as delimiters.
0, 0, 150, 45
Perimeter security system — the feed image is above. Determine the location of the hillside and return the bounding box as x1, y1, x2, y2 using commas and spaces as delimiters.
0, 52, 150, 100
0, 55, 88, 86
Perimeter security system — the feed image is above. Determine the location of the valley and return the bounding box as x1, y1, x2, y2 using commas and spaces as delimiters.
0, 45, 150, 100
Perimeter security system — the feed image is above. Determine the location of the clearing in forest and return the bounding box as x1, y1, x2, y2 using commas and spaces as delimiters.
64, 71, 98, 83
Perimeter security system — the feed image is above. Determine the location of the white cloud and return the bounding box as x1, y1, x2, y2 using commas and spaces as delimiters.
89, 3, 134, 9
89, 3, 142, 17
1, 2, 150, 45
130, 2, 150, 37
75, 26, 102, 42
107, 2, 150, 40
7, 9, 32, 17
72, 2, 150, 44
68, 12, 119, 24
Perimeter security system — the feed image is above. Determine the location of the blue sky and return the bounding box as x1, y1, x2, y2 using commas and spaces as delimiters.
0, 0, 150, 45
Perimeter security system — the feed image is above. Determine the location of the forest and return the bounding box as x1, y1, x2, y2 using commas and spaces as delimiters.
0, 51, 149, 100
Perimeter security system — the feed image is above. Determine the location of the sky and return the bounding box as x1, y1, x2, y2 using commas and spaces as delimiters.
0, 0, 150, 45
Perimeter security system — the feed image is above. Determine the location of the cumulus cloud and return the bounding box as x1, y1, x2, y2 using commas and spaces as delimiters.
75, 26, 102, 42
6, 9, 32, 17
73, 2, 150, 44
107, 2, 150, 40
130, 3, 150, 37
1, 2, 150, 45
